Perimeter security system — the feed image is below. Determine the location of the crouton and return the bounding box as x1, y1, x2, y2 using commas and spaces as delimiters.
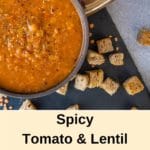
97, 38, 114, 54
56, 83, 69, 96
87, 69, 104, 88
116, 47, 120, 51
114, 37, 119, 42
123, 76, 144, 96
87, 50, 105, 66
109, 52, 124, 66
137, 28, 150, 46
102, 77, 120, 96
74, 74, 89, 91
66, 104, 79, 110
19, 100, 36, 110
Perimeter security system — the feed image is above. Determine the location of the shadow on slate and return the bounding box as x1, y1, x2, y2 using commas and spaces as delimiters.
6, 9, 150, 110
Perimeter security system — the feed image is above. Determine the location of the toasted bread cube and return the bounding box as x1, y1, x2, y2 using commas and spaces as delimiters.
19, 100, 36, 110
74, 74, 89, 91
87, 50, 105, 66
97, 38, 114, 54
87, 69, 104, 88
123, 76, 144, 95
137, 28, 150, 46
102, 77, 120, 96
66, 104, 79, 110
56, 83, 69, 96
109, 52, 124, 66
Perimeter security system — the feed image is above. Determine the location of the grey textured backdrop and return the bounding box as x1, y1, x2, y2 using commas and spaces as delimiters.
107, 0, 150, 91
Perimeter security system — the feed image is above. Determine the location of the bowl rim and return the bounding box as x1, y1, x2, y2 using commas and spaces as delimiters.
0, 0, 89, 99
84, 0, 114, 16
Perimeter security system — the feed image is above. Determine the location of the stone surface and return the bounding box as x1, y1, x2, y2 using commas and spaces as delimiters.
107, 0, 150, 91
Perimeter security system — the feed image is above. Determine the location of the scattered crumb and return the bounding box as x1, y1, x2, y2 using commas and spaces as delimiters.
114, 37, 118, 42
4, 98, 9, 104
137, 28, 150, 46
123, 76, 144, 96
116, 47, 120, 51
90, 39, 95, 44
109, 35, 113, 38
8, 106, 13, 110
89, 23, 94, 29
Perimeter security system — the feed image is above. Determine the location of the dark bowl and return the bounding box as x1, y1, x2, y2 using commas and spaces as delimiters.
0, 0, 89, 99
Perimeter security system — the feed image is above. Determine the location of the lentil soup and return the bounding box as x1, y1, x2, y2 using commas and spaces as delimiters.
0, 0, 82, 93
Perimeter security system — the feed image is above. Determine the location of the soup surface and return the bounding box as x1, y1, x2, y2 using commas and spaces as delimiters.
0, 0, 82, 93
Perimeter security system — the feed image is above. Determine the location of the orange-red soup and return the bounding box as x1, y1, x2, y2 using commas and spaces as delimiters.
0, 0, 82, 93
